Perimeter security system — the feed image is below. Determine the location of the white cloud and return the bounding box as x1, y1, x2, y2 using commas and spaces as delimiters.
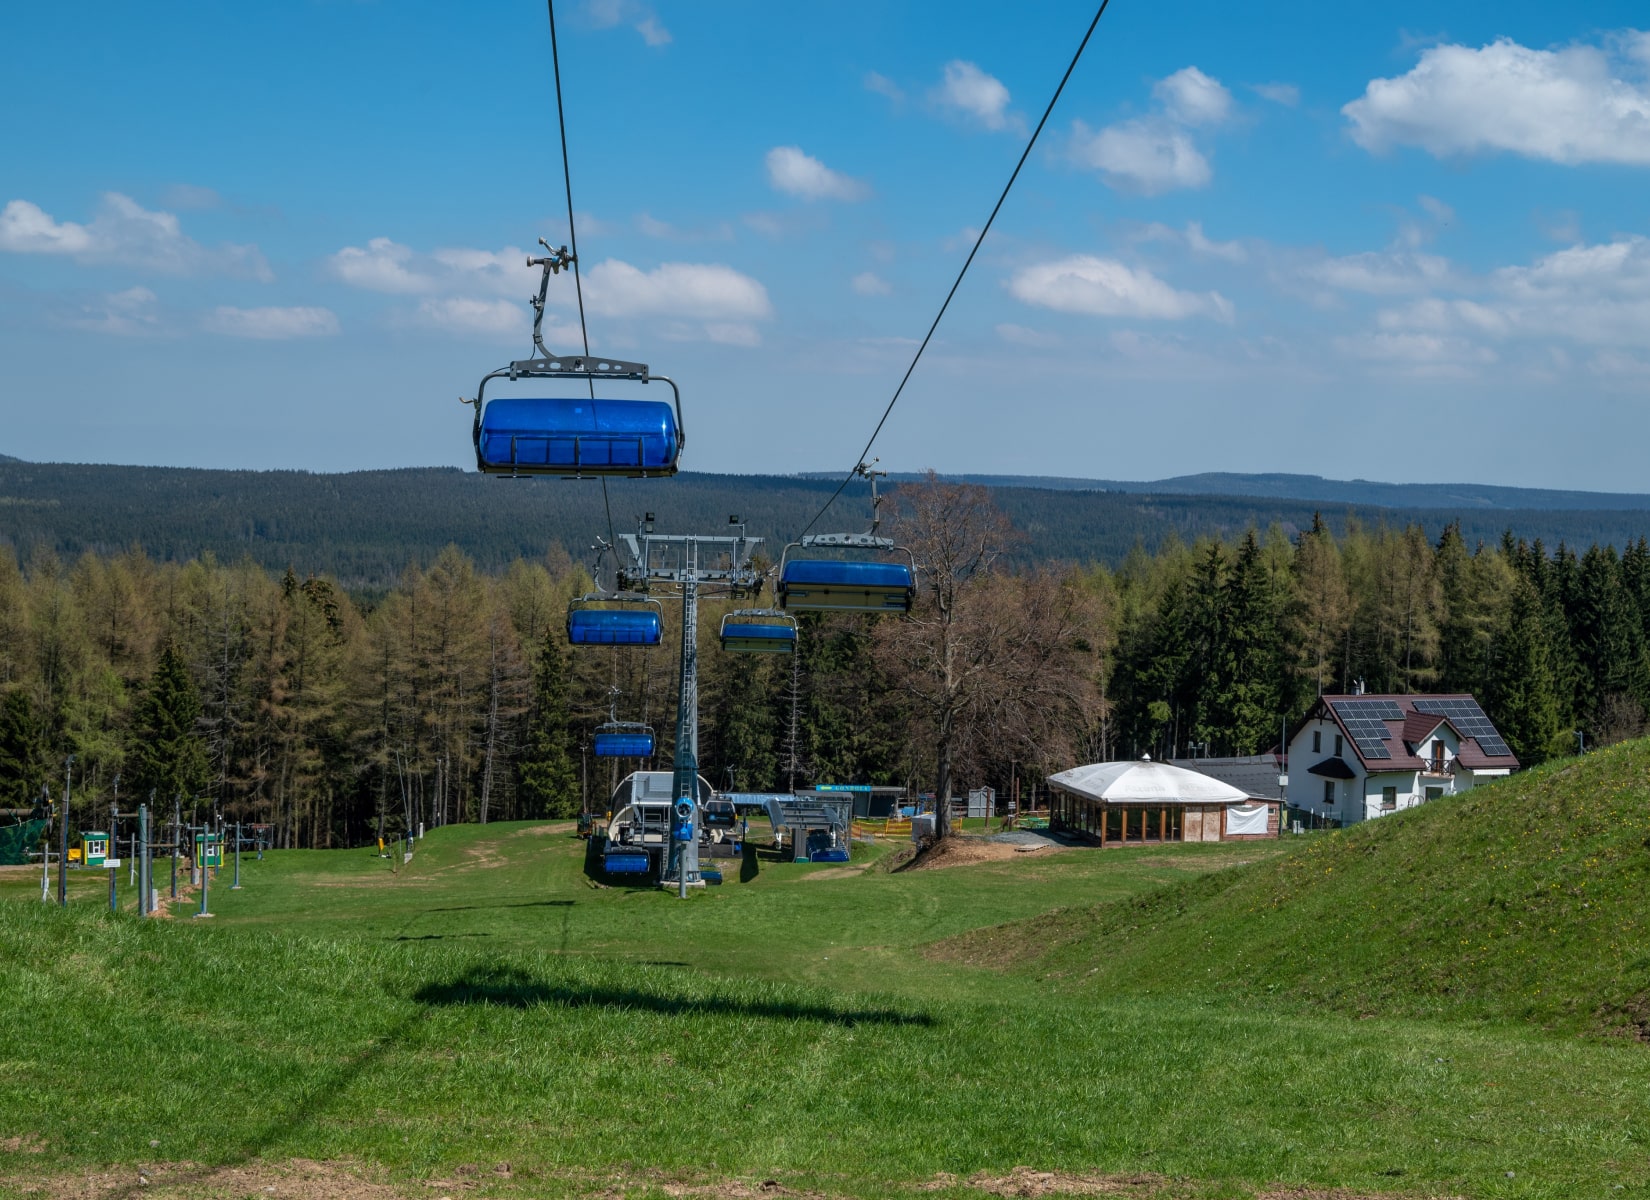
1154, 67, 1232, 126
432, 246, 537, 295
864, 72, 904, 103
329, 237, 434, 293
1185, 221, 1247, 263
583, 259, 772, 320
1070, 119, 1212, 193
71, 287, 163, 336
765, 146, 869, 202
0, 193, 269, 279
931, 60, 1020, 132
1251, 82, 1300, 106
852, 271, 891, 296
0, 199, 92, 254
1300, 249, 1453, 295
1376, 297, 1511, 337
584, 0, 671, 46
1343, 33, 1650, 164
1069, 66, 1233, 194
203, 306, 338, 339
415, 297, 533, 339
995, 323, 1061, 347
1332, 331, 1497, 375
1008, 255, 1233, 322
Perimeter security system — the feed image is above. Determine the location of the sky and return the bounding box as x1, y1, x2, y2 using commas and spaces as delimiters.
3, 0, 1649, 490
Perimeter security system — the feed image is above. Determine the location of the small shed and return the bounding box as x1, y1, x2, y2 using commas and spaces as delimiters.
1047, 757, 1280, 844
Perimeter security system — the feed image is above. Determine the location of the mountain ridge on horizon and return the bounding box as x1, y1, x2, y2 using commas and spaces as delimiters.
5, 451, 1647, 513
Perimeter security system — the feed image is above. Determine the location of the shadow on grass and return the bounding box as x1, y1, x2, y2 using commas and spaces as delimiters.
392, 932, 493, 941
740, 841, 759, 883
424, 900, 575, 913
412, 965, 937, 1027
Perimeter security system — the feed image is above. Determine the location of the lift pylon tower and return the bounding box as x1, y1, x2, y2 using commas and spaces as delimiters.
614, 516, 763, 895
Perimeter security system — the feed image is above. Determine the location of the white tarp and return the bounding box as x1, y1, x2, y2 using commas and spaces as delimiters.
1046, 758, 1249, 805
1225, 803, 1271, 836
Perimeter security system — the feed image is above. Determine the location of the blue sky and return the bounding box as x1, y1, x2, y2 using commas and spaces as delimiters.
3, 0, 1649, 489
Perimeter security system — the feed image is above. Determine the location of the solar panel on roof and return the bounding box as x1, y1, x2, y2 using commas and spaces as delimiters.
1412, 698, 1512, 758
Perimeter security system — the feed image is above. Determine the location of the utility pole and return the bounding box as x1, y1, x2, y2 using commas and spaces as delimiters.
232, 821, 242, 889
138, 801, 150, 917
109, 783, 119, 913
57, 755, 73, 907
171, 795, 180, 900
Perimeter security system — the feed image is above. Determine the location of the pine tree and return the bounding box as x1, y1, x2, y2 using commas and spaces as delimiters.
0, 691, 45, 807
518, 630, 579, 818
1213, 531, 1283, 754
127, 642, 210, 802
1487, 577, 1562, 765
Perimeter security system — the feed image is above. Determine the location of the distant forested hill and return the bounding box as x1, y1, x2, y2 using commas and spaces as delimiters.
3, 461, 1650, 590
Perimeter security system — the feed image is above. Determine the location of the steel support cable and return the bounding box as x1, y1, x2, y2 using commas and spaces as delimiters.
546, 0, 617, 553
797, 0, 1113, 540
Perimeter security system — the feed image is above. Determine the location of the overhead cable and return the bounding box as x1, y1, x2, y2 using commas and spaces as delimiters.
545, 0, 617, 551
797, 0, 1114, 539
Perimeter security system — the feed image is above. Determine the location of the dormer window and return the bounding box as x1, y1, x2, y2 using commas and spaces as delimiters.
1431, 741, 1445, 773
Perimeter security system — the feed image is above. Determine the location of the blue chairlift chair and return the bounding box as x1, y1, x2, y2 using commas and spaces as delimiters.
776, 462, 915, 614
602, 848, 652, 875
465, 242, 684, 478
566, 595, 663, 647
719, 609, 798, 653
805, 828, 850, 863
593, 723, 655, 758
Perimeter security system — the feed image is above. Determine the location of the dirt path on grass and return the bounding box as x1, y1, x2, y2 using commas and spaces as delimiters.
0, 1160, 1461, 1200
901, 837, 1054, 871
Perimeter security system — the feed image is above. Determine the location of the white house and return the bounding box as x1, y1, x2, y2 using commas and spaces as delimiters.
1286, 694, 1518, 826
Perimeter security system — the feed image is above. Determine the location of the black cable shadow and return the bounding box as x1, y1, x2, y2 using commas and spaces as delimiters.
413, 965, 936, 1027
391, 932, 493, 941
423, 900, 575, 913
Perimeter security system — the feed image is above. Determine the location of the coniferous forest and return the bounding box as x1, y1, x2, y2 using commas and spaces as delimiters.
1, 475, 1646, 847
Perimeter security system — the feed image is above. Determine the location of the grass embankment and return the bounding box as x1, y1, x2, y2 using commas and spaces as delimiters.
2, 804, 1649, 1197
945, 739, 1650, 1035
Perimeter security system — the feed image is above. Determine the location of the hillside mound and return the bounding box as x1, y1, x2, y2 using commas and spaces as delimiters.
940, 739, 1650, 1035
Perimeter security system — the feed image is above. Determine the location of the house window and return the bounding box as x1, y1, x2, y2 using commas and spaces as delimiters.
1313, 730, 1322, 753
1334, 733, 1344, 756
1323, 780, 1335, 806
1382, 786, 1397, 810
1431, 742, 1445, 773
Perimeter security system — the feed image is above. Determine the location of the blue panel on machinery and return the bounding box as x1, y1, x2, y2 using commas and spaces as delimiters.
603, 850, 651, 875
721, 623, 797, 651
478, 398, 679, 473
593, 732, 655, 757
810, 848, 851, 863
568, 608, 663, 646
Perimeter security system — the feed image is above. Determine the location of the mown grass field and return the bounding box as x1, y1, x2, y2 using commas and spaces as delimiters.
3, 761, 1650, 1200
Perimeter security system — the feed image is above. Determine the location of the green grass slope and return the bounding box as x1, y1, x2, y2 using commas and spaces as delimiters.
7, 894, 1650, 1196
946, 739, 1650, 1035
